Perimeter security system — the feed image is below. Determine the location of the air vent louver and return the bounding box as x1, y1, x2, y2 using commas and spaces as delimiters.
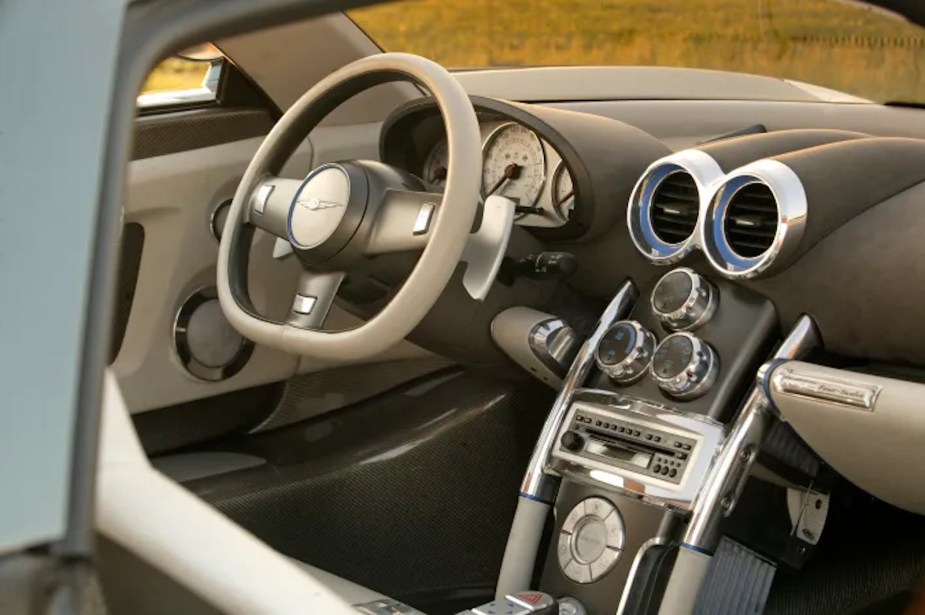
723, 182, 778, 258
651, 172, 699, 245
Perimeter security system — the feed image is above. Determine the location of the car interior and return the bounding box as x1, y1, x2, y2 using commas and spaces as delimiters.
90, 2, 925, 614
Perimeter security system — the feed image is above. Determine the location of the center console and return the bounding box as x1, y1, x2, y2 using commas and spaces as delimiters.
494, 268, 825, 615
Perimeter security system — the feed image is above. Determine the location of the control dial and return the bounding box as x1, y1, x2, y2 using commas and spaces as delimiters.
651, 332, 718, 399
560, 430, 585, 452
651, 267, 717, 331
595, 320, 656, 384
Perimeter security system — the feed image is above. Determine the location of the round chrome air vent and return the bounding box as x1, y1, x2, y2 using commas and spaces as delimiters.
703, 159, 808, 279
650, 171, 699, 245
628, 150, 723, 264
723, 182, 777, 258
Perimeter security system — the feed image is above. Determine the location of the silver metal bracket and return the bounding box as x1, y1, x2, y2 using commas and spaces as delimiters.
787, 488, 830, 545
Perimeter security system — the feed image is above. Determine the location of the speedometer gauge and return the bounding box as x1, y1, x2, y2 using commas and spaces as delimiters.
481, 123, 546, 208
422, 139, 449, 192
552, 161, 576, 222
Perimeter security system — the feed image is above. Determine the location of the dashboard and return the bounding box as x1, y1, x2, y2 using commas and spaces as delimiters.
373, 91, 925, 372
380, 95, 671, 242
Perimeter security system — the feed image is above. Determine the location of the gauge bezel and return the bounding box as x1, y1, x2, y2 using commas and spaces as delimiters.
551, 159, 576, 224
421, 138, 449, 192
481, 121, 548, 215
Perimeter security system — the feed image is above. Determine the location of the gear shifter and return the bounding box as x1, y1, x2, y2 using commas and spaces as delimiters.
458, 591, 558, 615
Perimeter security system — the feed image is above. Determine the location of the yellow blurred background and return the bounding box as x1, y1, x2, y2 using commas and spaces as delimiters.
143, 0, 925, 103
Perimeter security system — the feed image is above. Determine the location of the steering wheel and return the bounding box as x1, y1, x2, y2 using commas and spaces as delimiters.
217, 53, 481, 361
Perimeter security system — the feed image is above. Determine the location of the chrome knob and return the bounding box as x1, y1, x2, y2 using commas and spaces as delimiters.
651, 267, 717, 331
651, 332, 718, 399
595, 320, 656, 384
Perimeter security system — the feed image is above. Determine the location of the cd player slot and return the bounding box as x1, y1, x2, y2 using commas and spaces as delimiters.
585, 432, 654, 469
586, 428, 673, 456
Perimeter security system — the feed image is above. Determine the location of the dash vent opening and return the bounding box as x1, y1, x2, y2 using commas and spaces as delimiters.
650, 171, 699, 245
723, 182, 778, 258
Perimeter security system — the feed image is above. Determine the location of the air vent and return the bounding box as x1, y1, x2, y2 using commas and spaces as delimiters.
650, 171, 699, 245
723, 182, 779, 258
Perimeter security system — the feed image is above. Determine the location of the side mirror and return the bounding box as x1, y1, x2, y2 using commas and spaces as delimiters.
175, 42, 223, 63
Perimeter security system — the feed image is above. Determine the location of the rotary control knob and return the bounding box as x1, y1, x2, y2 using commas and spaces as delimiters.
651, 267, 717, 331
651, 332, 718, 399
560, 431, 585, 452
595, 320, 656, 384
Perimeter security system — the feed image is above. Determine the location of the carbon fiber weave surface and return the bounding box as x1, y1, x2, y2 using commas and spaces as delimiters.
188, 371, 554, 606
251, 358, 454, 432
132, 108, 272, 160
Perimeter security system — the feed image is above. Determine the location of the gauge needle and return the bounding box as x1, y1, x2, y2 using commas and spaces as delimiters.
485, 163, 521, 197
555, 189, 575, 207
430, 166, 447, 183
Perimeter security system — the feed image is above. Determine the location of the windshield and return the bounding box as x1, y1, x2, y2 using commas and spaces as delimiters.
349, 0, 925, 104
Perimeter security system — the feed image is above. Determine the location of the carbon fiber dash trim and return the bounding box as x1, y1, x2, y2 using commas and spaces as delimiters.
187, 371, 554, 604
132, 107, 273, 160
137, 382, 283, 456
251, 358, 455, 433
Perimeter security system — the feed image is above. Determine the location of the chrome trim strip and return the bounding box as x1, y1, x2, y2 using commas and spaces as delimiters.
520, 280, 638, 502
616, 537, 669, 615
702, 159, 808, 279
771, 368, 880, 410
627, 149, 724, 265
683, 315, 820, 549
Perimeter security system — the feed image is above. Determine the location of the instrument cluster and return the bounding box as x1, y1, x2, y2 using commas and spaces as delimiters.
421, 120, 576, 229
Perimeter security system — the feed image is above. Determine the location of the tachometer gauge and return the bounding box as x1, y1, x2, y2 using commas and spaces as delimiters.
552, 161, 576, 222
481, 123, 546, 209
422, 139, 449, 191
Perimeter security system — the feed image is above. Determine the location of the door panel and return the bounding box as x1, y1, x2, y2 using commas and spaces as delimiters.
116, 118, 434, 414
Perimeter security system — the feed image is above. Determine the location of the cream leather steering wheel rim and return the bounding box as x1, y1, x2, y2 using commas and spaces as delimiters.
217, 53, 481, 361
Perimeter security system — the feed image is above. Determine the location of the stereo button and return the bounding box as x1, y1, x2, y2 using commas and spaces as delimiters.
562, 501, 587, 534
590, 548, 620, 580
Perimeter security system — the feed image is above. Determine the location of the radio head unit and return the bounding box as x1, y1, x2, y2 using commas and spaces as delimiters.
549, 391, 726, 510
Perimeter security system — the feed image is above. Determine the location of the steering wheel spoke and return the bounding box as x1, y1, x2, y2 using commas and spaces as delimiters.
286, 270, 345, 330
246, 175, 302, 239
365, 189, 443, 255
